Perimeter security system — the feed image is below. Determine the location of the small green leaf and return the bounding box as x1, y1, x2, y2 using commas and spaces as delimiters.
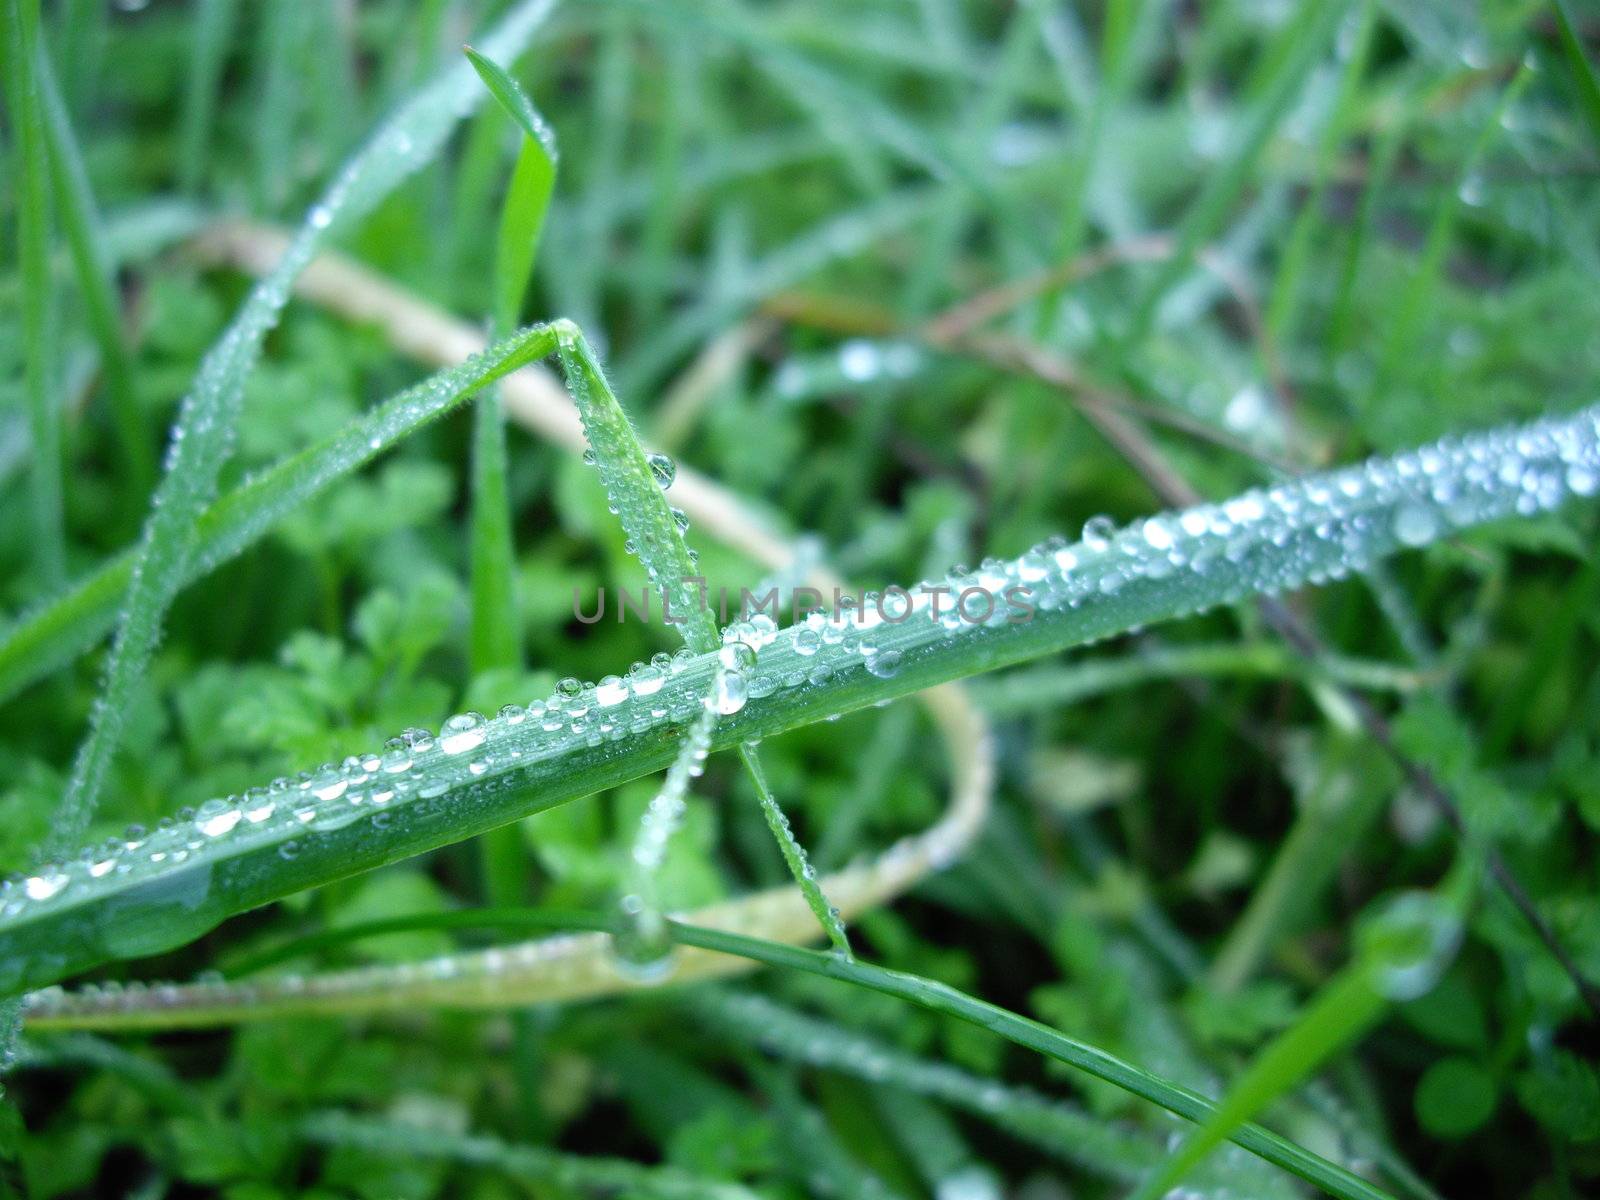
1415, 1057, 1497, 1139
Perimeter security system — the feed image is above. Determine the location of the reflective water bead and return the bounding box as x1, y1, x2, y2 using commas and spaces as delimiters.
646, 451, 676, 489
439, 712, 488, 755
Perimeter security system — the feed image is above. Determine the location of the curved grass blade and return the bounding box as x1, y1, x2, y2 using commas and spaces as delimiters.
464, 46, 559, 676
302, 1110, 760, 1200
1, 400, 1596, 994
2, 0, 66, 587
669, 923, 1393, 1200
1134, 889, 1462, 1199
43, 0, 560, 862
0, 324, 563, 708
554, 323, 851, 954
689, 988, 1158, 1180
37, 51, 153, 492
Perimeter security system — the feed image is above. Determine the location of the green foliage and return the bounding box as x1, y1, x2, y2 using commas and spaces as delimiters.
3, 1, 1599, 1196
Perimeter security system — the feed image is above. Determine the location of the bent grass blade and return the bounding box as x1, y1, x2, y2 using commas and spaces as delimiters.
463, 46, 559, 675
554, 324, 851, 954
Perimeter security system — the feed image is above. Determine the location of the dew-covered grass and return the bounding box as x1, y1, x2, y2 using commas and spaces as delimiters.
2, 2, 1599, 1197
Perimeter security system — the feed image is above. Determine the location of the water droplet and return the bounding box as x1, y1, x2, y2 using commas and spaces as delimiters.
1393, 503, 1439, 547
646, 452, 676, 489
718, 641, 757, 672
866, 650, 903, 679
1081, 514, 1115, 550
439, 712, 488, 755
709, 671, 749, 716
24, 873, 67, 901
194, 800, 241, 838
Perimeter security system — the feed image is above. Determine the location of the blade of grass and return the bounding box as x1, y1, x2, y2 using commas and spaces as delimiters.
37, 51, 153, 494
554, 323, 851, 955
3, 397, 1596, 994
463, 47, 558, 677
689, 988, 1159, 1181
2, 0, 67, 588
617, 666, 724, 967
1122, 0, 1347, 347
1552, 0, 1600, 149
301, 1110, 760, 1200
1052, 0, 1143, 275
666, 923, 1395, 1200
1265, 0, 1376, 346
1373, 61, 1534, 397
176, 0, 239, 195
42, 0, 560, 863
1139, 888, 1465, 1200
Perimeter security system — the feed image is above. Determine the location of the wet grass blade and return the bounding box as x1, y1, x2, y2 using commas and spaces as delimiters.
464, 46, 559, 676
302, 1110, 760, 1200
37, 51, 153, 493
554, 324, 851, 954
668, 923, 1395, 1200
1134, 966, 1388, 1200
2, 0, 66, 588
42, 0, 560, 862
1, 399, 1594, 995
690, 988, 1159, 1180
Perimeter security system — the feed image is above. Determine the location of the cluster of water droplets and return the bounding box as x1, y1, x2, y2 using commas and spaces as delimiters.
12, 405, 1600, 985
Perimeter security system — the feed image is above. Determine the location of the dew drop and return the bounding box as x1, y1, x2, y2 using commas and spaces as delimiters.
439, 712, 488, 755
866, 649, 903, 679
646, 451, 676, 489
1081, 514, 1115, 550
709, 671, 749, 716
1393, 503, 1439, 547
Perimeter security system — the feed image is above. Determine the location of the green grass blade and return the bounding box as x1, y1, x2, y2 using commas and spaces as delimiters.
1053, 0, 1142, 268
1132, 966, 1388, 1200
176, 0, 239, 195
668, 923, 1394, 1200
1374, 62, 1534, 395
2, 0, 66, 588
1141, 887, 1462, 1198
463, 46, 559, 677
0, 401, 1592, 994
1552, 0, 1600, 150
0, 324, 563, 707
301, 1110, 760, 1200
1123, 0, 1347, 346
464, 46, 559, 334
554, 324, 850, 954
1265, 0, 1376, 346
42, 0, 560, 862
37, 51, 153, 493
690, 988, 1159, 1180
